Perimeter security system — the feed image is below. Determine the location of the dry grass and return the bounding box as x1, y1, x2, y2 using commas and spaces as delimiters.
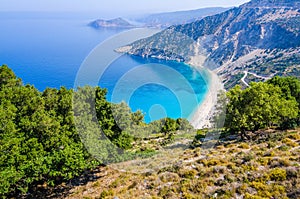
64, 129, 300, 199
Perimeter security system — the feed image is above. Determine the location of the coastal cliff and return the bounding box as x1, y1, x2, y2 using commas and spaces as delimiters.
118, 0, 300, 89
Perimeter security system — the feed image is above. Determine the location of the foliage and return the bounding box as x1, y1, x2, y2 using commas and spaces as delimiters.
176, 118, 193, 131
113, 132, 134, 150
222, 79, 299, 138
269, 168, 287, 181
267, 76, 300, 128
211, 91, 227, 128
0, 65, 97, 196
161, 118, 178, 135
0, 65, 194, 197
67, 130, 300, 199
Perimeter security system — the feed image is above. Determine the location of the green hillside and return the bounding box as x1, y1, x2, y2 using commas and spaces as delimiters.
1, 65, 300, 198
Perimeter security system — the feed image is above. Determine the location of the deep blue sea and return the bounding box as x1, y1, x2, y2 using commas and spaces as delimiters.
0, 12, 209, 123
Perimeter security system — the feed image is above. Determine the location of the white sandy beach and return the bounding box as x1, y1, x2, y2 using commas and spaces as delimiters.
188, 56, 224, 129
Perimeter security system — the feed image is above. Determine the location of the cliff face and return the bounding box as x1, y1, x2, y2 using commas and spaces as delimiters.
120, 0, 300, 89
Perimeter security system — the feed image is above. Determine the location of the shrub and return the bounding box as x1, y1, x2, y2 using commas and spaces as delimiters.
180, 169, 197, 179
176, 118, 193, 131
257, 157, 269, 166
239, 143, 250, 149
269, 158, 291, 167
263, 151, 276, 157
113, 132, 134, 150
278, 144, 290, 151
194, 129, 207, 141
288, 133, 300, 140
242, 164, 257, 171
270, 184, 286, 197
250, 182, 286, 198
158, 186, 177, 198
267, 141, 277, 149
243, 153, 255, 162
244, 193, 269, 199
269, 168, 287, 181
237, 184, 248, 194
160, 118, 178, 134
159, 172, 179, 183
99, 189, 114, 199
201, 158, 223, 167
282, 138, 298, 147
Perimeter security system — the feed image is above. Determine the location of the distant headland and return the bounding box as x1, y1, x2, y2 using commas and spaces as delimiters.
89, 17, 136, 28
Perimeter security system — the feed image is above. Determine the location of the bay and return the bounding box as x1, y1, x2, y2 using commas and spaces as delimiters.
0, 12, 209, 123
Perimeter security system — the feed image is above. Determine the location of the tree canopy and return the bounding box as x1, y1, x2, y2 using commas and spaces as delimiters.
0, 65, 193, 197
222, 79, 299, 139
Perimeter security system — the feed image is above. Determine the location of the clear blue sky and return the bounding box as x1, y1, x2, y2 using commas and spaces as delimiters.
0, 0, 250, 15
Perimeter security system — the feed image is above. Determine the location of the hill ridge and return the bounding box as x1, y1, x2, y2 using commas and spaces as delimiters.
119, 0, 300, 89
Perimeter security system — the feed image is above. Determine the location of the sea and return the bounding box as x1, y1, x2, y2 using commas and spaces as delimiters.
0, 12, 209, 123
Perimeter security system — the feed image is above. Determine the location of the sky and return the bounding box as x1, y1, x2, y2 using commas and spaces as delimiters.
0, 0, 250, 15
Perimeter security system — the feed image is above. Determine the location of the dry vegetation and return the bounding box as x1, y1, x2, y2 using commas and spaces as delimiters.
53, 129, 300, 199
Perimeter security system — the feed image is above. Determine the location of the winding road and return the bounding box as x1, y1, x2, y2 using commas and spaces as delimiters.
241, 71, 273, 87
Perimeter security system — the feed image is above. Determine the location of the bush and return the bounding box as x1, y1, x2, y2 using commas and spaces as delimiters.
159, 172, 180, 183
180, 169, 197, 179
195, 129, 207, 140
224, 78, 300, 137
269, 168, 287, 181
201, 158, 222, 167
176, 118, 193, 131
113, 132, 134, 150
282, 138, 298, 147
239, 143, 250, 149
244, 193, 269, 199
99, 189, 114, 198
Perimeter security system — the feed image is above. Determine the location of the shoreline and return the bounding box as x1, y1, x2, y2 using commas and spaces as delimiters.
188, 57, 224, 129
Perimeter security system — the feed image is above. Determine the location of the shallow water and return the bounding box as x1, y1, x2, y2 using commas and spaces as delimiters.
0, 12, 209, 122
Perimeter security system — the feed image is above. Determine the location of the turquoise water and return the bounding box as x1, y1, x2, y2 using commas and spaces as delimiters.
100, 56, 208, 122
0, 12, 209, 123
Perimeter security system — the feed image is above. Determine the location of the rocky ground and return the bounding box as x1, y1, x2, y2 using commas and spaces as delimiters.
31, 129, 300, 199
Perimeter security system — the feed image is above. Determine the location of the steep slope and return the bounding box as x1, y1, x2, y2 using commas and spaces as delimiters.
119, 0, 300, 89
136, 7, 229, 28
38, 129, 300, 199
